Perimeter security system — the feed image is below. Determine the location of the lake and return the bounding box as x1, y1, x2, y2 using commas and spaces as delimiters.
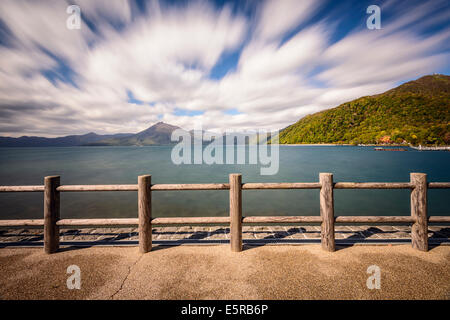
0, 145, 449, 220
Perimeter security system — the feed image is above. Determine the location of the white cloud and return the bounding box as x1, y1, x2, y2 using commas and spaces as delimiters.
253, 0, 321, 43
238, 25, 328, 80
317, 30, 450, 87
0, 0, 448, 137
75, 0, 132, 25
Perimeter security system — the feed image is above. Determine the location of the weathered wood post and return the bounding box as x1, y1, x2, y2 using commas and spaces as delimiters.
44, 175, 60, 254
230, 173, 242, 252
138, 175, 152, 253
410, 173, 428, 251
320, 173, 335, 252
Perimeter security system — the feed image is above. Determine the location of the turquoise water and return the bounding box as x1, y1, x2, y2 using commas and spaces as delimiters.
0, 145, 449, 219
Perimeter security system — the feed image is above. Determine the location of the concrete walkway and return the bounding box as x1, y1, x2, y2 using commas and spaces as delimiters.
0, 245, 449, 299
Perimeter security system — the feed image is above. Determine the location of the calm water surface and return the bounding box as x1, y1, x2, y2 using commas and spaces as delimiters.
0, 146, 449, 219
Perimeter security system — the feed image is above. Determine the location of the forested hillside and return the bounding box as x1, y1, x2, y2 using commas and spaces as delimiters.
279, 74, 450, 145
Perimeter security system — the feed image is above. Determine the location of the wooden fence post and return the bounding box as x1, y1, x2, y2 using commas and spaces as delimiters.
410, 173, 428, 251
320, 173, 335, 252
138, 175, 152, 253
230, 173, 242, 252
44, 175, 60, 254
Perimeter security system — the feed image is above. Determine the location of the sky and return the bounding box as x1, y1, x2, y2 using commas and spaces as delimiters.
0, 0, 449, 137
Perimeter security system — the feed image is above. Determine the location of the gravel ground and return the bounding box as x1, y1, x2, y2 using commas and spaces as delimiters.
0, 245, 449, 300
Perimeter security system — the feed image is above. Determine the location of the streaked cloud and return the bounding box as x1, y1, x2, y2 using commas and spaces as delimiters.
0, 0, 448, 137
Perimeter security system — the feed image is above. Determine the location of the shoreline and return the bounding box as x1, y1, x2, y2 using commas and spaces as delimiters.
277, 143, 352, 146
277, 143, 450, 148
1, 143, 450, 148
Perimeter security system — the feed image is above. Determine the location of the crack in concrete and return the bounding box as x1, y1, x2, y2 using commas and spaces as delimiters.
110, 254, 143, 300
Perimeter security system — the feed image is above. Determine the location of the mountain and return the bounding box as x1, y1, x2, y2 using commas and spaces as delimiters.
0, 121, 261, 147
87, 122, 181, 146
278, 74, 450, 146
0, 122, 182, 147
0, 132, 133, 147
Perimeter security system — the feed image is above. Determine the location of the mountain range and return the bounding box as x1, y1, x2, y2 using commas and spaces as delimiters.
0, 132, 133, 147
0, 122, 262, 147
0, 74, 448, 147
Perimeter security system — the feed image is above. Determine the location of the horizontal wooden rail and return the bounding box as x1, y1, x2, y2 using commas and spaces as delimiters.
57, 185, 138, 192
242, 182, 321, 189
428, 216, 450, 223
0, 173, 449, 254
0, 186, 44, 192
152, 217, 230, 224
428, 182, 450, 189
151, 183, 229, 191
2, 215, 449, 228
0, 219, 44, 226
242, 216, 322, 223
57, 218, 139, 226
334, 182, 412, 189
334, 216, 414, 223
2, 182, 450, 192
58, 183, 230, 192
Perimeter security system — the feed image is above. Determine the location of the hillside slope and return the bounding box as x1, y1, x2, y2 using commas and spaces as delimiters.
279, 74, 450, 145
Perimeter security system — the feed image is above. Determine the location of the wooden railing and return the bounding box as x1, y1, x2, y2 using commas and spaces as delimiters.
0, 173, 449, 254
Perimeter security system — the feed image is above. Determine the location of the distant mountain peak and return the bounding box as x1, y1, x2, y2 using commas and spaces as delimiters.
86, 121, 183, 146
136, 122, 181, 135
83, 132, 98, 137
150, 121, 179, 129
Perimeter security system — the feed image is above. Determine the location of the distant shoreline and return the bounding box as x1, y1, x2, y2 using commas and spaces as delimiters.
276, 143, 450, 148
1, 143, 449, 148
276, 143, 351, 146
